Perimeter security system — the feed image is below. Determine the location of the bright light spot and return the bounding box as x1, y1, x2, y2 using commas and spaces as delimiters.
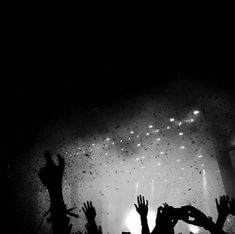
142, 166, 145, 169
177, 159, 181, 162
160, 151, 164, 154
190, 118, 194, 122
136, 183, 139, 189
198, 155, 203, 158
106, 138, 110, 141
141, 156, 145, 159
188, 224, 200, 233
164, 179, 168, 182
120, 140, 123, 142
157, 163, 161, 166
105, 153, 108, 156
201, 164, 205, 167
180, 146, 185, 149
179, 177, 183, 179
130, 131, 134, 134
157, 138, 161, 141
179, 132, 183, 136
125, 209, 156, 234
167, 126, 170, 129
112, 142, 115, 145
121, 148, 124, 151
170, 118, 175, 122
137, 135, 140, 138
178, 121, 182, 126
193, 110, 200, 115
137, 144, 141, 147
92, 143, 95, 146
128, 137, 131, 140
148, 125, 153, 128
146, 132, 150, 136
136, 157, 140, 160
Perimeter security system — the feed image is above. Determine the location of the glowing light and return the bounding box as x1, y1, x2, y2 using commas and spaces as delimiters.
142, 166, 145, 169
157, 163, 161, 166
92, 143, 95, 146
125, 209, 156, 234
137, 135, 140, 138
141, 156, 145, 159
130, 131, 134, 134
179, 177, 183, 179
121, 148, 124, 151
128, 137, 131, 140
170, 118, 175, 122
179, 132, 183, 136
190, 118, 194, 122
188, 224, 200, 233
180, 146, 185, 149
112, 142, 115, 145
105, 153, 108, 156
177, 159, 181, 162
193, 110, 200, 115
136, 183, 139, 189
137, 143, 141, 147
201, 164, 205, 167
106, 138, 110, 141
136, 157, 140, 160
160, 152, 164, 155
157, 138, 161, 141
120, 140, 123, 142
178, 121, 182, 126
198, 155, 203, 158
148, 125, 153, 128
164, 179, 168, 182
146, 132, 150, 136
167, 126, 170, 129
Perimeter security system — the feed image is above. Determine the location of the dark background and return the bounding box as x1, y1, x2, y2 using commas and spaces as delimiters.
3, 14, 235, 232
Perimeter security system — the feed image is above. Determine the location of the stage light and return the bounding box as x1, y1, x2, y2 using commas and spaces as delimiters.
170, 118, 175, 122
92, 143, 95, 146
188, 224, 200, 233
157, 138, 161, 141
177, 159, 181, 162
178, 121, 182, 126
112, 142, 115, 145
160, 152, 164, 155
125, 209, 156, 234
198, 155, 203, 158
167, 126, 170, 129
105, 153, 108, 156
137, 135, 140, 138
130, 131, 134, 134
120, 140, 123, 142
180, 146, 185, 149
137, 144, 141, 147
179, 132, 183, 136
141, 156, 145, 159
106, 138, 110, 141
121, 148, 124, 151
190, 118, 194, 122
157, 163, 161, 166
149, 125, 153, 128
146, 132, 150, 136
136, 157, 140, 160
193, 110, 200, 115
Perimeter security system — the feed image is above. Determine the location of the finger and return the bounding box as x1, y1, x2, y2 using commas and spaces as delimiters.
57, 154, 65, 170
137, 195, 140, 205
86, 201, 90, 209
44, 151, 54, 166
84, 202, 87, 210
82, 207, 86, 214
143, 196, 145, 205
215, 198, 219, 208
146, 200, 148, 206
134, 204, 138, 211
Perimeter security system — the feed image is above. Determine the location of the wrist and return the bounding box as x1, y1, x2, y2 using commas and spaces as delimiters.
140, 216, 148, 224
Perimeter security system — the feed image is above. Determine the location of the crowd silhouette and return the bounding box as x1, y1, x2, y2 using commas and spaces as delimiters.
37, 151, 235, 234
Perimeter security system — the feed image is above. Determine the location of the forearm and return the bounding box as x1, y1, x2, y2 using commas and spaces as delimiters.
140, 216, 150, 234
48, 188, 70, 234
204, 220, 227, 234
216, 214, 227, 230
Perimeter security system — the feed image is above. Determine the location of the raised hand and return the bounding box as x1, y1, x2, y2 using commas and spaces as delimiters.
180, 205, 212, 229
229, 197, 235, 215
82, 201, 96, 223
216, 195, 230, 217
38, 151, 65, 190
134, 195, 148, 218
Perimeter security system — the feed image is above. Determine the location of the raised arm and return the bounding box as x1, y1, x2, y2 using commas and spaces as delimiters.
134, 195, 150, 234
38, 151, 71, 234
215, 195, 230, 230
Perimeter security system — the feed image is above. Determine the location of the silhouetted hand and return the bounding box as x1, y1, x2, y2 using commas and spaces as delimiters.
229, 197, 235, 215
38, 151, 65, 191
180, 205, 212, 229
216, 195, 230, 217
82, 201, 96, 223
134, 195, 148, 218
